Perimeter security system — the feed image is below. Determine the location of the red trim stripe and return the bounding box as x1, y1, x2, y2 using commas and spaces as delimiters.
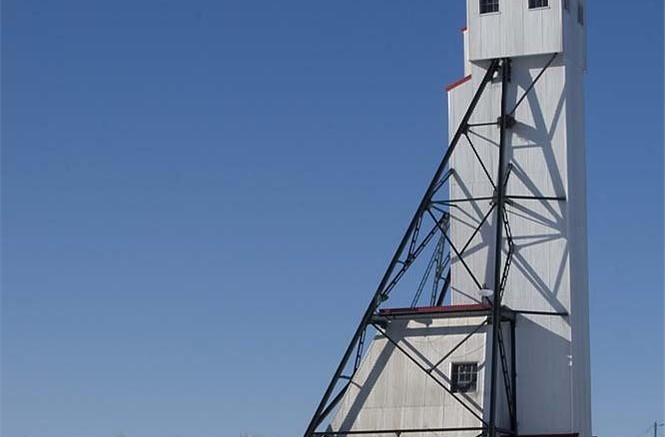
518, 435, 579, 437
445, 75, 472, 92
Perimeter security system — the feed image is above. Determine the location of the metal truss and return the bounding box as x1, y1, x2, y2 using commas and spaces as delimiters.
304, 53, 564, 437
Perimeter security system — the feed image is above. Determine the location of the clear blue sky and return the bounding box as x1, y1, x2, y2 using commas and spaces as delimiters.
2, 1, 663, 437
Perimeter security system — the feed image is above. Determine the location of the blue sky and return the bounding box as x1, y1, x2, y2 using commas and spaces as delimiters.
2, 1, 663, 437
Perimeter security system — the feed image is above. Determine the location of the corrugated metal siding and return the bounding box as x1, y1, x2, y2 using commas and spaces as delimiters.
329, 316, 490, 436
448, 3, 590, 435
468, 0, 563, 61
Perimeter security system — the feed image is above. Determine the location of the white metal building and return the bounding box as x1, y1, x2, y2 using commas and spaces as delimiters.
305, 2, 591, 436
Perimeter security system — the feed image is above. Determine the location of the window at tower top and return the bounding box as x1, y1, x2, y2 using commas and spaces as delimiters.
529, 0, 549, 8
479, 0, 499, 14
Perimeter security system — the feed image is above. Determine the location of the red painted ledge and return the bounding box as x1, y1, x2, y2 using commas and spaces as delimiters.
445, 75, 472, 92
517, 434, 579, 437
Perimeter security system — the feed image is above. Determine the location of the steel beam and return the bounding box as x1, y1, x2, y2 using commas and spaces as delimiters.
312, 427, 485, 436
488, 58, 511, 437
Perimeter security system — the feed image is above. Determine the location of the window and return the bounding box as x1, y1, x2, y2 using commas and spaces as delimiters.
577, 3, 585, 25
563, 0, 570, 11
480, 0, 499, 14
528, 0, 549, 8
451, 363, 479, 393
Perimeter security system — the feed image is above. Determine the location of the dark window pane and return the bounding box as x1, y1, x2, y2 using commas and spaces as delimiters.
578, 3, 584, 25
451, 363, 479, 393
480, 0, 499, 14
529, 0, 549, 8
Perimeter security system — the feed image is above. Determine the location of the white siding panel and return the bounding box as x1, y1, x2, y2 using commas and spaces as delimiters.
468, 0, 563, 61
447, 50, 590, 435
330, 317, 490, 436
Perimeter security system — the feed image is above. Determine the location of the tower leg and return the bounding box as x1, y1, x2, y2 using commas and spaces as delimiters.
488, 57, 511, 437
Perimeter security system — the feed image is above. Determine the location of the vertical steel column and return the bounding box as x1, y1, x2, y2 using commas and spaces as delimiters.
488, 58, 511, 437
510, 319, 518, 434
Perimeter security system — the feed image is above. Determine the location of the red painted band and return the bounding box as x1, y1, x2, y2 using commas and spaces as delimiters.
445, 75, 472, 92
517, 434, 579, 437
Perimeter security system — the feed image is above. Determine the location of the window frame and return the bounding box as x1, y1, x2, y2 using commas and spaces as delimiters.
479, 0, 500, 15
528, 0, 549, 9
451, 362, 479, 394
563, 0, 570, 12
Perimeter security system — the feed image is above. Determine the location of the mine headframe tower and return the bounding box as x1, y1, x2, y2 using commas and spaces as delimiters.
304, 2, 590, 436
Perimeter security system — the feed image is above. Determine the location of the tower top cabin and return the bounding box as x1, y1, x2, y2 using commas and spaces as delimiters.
465, 0, 586, 69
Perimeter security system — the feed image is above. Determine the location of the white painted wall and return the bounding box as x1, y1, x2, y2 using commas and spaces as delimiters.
329, 315, 493, 436
445, 1, 590, 435
463, 28, 472, 76
562, 0, 587, 71
468, 0, 563, 61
